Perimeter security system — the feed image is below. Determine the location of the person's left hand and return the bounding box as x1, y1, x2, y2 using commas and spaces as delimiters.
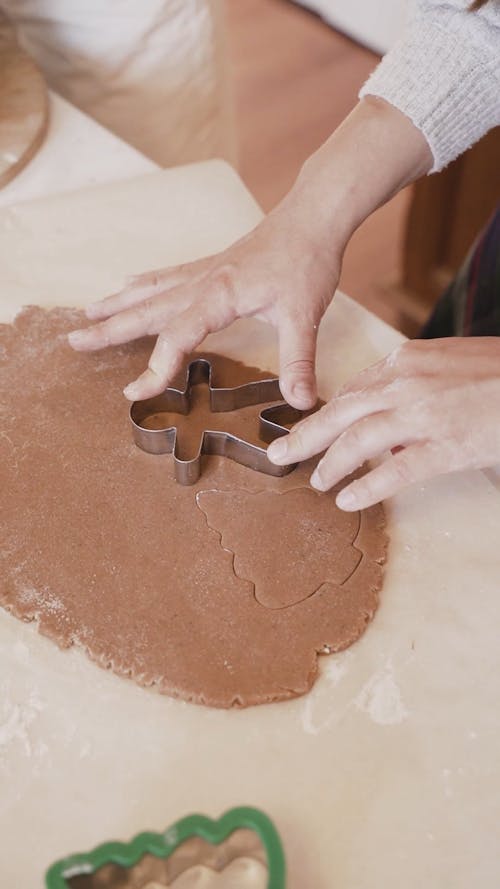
267, 337, 500, 510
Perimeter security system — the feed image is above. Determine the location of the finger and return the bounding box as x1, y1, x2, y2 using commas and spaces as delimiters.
278, 314, 319, 410
85, 257, 214, 321
85, 277, 165, 322
123, 296, 237, 400
335, 441, 443, 510
267, 389, 386, 465
68, 289, 192, 351
310, 411, 412, 492
128, 256, 214, 290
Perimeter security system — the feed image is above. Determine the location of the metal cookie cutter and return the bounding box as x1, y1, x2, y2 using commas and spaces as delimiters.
130, 357, 302, 485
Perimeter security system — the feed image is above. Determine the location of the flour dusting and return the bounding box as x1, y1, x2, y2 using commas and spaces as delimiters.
355, 662, 409, 726
0, 681, 45, 759
16, 583, 65, 617
301, 652, 351, 735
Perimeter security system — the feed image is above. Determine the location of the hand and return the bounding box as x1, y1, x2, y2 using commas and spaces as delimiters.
268, 338, 500, 509
68, 98, 432, 408
67, 192, 340, 410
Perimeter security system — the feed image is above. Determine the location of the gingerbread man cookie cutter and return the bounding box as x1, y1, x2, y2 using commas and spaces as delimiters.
130, 357, 302, 485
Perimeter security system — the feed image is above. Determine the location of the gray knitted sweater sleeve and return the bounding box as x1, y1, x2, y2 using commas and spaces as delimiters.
359, 0, 500, 171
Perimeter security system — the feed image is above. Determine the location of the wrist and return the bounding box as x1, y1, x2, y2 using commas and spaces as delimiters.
291, 97, 433, 248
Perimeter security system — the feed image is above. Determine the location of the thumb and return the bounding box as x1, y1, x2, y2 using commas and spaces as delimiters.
278, 314, 319, 409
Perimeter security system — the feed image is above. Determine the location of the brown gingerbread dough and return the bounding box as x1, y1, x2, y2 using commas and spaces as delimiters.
0, 307, 387, 708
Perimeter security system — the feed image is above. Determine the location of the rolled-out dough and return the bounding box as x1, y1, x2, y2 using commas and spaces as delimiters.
0, 307, 387, 707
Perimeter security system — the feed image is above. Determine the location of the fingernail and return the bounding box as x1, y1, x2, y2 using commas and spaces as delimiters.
291, 381, 313, 402
267, 438, 288, 462
67, 330, 86, 347
310, 468, 325, 491
336, 489, 358, 511
123, 382, 140, 400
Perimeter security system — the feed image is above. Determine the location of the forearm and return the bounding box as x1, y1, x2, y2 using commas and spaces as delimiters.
279, 96, 433, 256
360, 0, 500, 173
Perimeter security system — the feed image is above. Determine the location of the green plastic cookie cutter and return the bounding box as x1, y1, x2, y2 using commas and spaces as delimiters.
45, 805, 286, 888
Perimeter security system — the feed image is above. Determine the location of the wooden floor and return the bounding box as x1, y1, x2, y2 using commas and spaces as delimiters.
225, 0, 411, 331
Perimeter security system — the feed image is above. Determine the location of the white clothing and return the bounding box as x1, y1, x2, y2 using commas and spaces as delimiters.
2, 0, 234, 168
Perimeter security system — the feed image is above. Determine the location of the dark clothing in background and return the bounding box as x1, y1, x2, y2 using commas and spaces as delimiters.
422, 207, 500, 338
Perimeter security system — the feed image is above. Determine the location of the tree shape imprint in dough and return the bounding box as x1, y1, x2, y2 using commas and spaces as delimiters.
197, 488, 363, 609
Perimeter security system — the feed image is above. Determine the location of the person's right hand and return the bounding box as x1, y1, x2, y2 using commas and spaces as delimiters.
68, 191, 341, 409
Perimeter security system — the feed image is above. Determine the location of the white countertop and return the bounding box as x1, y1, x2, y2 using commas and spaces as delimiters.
0, 165, 499, 889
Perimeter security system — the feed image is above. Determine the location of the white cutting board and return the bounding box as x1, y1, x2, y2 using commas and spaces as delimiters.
0, 164, 499, 889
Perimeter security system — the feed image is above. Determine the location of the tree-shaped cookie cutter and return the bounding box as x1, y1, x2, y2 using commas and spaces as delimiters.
45, 805, 286, 888
130, 357, 302, 485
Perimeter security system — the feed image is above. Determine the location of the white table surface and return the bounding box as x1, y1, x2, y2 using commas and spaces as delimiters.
0, 165, 499, 889
0, 91, 156, 207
